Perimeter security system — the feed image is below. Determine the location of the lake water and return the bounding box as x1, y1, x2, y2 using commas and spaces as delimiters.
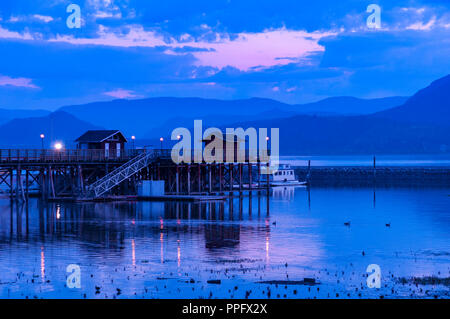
281, 154, 450, 167
0, 186, 449, 299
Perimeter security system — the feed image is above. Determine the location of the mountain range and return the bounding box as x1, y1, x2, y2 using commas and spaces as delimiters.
55, 95, 407, 137
0, 74, 448, 154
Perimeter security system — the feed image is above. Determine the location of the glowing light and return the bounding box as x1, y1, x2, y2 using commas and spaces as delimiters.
177, 240, 181, 268
132, 239, 136, 267
131, 135, 135, 140
160, 232, 164, 264
54, 142, 63, 150
177, 135, 181, 140
40, 246, 45, 280
159, 137, 164, 142
266, 136, 270, 141
40, 134, 45, 139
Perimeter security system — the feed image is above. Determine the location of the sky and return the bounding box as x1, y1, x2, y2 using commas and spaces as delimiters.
0, 0, 449, 110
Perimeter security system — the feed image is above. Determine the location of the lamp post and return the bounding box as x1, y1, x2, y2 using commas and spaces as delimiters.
160, 137, 164, 151
40, 134, 45, 149
131, 135, 136, 149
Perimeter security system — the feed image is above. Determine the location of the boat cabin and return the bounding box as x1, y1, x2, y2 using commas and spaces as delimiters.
75, 130, 127, 158
272, 164, 296, 182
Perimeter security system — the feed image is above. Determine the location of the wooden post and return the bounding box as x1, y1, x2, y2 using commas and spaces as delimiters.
9, 168, 13, 200
249, 163, 252, 191
239, 163, 242, 193
266, 162, 270, 190
373, 156, 376, 180
219, 164, 223, 193
208, 165, 212, 194
78, 165, 84, 195
198, 164, 201, 193
40, 168, 45, 200
176, 165, 179, 194
307, 160, 311, 185
229, 164, 233, 191
17, 165, 25, 202
187, 165, 191, 194
257, 162, 261, 189
239, 195, 243, 220
49, 166, 55, 199
25, 169, 29, 199
15, 167, 20, 202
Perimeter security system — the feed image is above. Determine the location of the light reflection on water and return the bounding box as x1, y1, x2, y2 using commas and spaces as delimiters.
0, 186, 449, 299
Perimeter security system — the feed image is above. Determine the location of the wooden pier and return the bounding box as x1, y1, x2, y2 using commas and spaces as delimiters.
0, 148, 270, 201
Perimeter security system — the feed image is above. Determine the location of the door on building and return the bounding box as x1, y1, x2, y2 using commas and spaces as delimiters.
116, 143, 121, 158
105, 143, 110, 158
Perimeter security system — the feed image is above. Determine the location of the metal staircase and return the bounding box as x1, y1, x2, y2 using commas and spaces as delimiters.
87, 150, 160, 198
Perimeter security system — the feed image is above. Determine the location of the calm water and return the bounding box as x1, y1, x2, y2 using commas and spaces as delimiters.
281, 154, 450, 167
0, 186, 449, 299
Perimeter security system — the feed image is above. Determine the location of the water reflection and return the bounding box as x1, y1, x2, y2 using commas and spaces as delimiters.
0, 194, 272, 253
0, 186, 449, 299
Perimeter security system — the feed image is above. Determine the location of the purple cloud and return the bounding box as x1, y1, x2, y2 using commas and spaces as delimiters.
0, 74, 39, 89
103, 88, 137, 99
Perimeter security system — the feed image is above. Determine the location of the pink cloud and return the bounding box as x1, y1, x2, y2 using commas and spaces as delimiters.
48, 25, 333, 71
103, 88, 137, 99
0, 26, 36, 40
181, 28, 334, 71
0, 75, 39, 89
1, 22, 334, 71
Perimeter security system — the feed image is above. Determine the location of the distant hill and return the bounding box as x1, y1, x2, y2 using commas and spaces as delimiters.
0, 111, 101, 148
1, 74, 448, 154
293, 96, 408, 116
225, 75, 450, 155
230, 114, 450, 155
59, 97, 291, 136
375, 75, 450, 125
58, 96, 407, 137
0, 108, 50, 126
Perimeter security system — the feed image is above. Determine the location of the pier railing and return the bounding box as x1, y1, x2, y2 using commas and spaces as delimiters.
0, 148, 172, 164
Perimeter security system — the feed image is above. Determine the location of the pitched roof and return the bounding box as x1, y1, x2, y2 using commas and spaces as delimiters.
75, 130, 127, 143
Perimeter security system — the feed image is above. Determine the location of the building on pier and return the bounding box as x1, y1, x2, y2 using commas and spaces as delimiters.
75, 130, 127, 158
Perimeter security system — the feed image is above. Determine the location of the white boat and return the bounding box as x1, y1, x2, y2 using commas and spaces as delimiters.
269, 164, 308, 187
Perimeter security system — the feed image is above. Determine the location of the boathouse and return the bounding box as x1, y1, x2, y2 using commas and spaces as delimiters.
75, 130, 127, 157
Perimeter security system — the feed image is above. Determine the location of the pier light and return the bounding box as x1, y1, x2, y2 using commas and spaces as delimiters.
54, 142, 63, 151
131, 135, 136, 149
266, 136, 270, 141
40, 134, 45, 149
160, 137, 164, 150
177, 135, 181, 140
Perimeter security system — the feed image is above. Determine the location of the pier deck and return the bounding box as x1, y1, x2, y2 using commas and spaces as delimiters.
0, 148, 270, 201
